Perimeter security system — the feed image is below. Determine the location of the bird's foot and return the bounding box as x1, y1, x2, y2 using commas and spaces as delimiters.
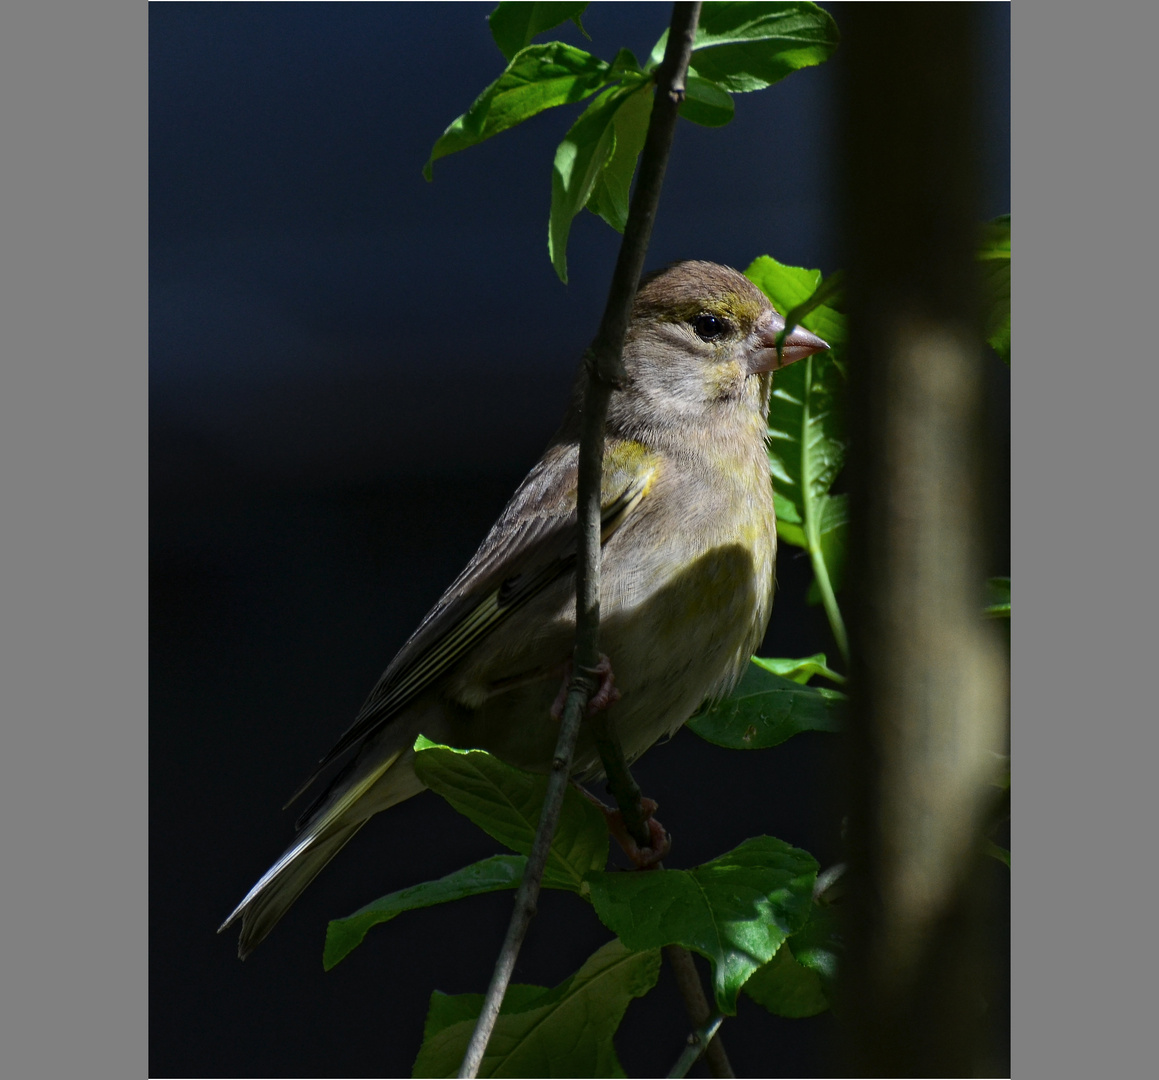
550, 654, 621, 720
576, 787, 671, 869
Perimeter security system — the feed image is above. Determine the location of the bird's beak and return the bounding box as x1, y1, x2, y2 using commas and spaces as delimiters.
747, 311, 830, 374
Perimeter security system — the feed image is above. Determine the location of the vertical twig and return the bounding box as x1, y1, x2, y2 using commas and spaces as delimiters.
456, 6, 705, 1077
840, 6, 1008, 1076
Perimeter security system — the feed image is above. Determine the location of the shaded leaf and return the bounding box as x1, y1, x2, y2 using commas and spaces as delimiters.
745, 900, 842, 1016
488, 2, 590, 62
587, 836, 817, 1013
985, 575, 1010, 619
413, 737, 608, 890
687, 660, 843, 749
742, 940, 829, 1018
425, 43, 615, 179
650, 2, 839, 92
412, 939, 660, 1078
324, 854, 528, 970
978, 214, 1010, 364
984, 840, 1011, 869
678, 72, 735, 127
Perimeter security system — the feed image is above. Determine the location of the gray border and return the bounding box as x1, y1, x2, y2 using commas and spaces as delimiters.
1012, 1, 1157, 1077
2, 3, 146, 1077
11, 1, 1152, 1076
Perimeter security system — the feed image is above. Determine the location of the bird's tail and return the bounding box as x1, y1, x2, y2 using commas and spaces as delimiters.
220, 819, 367, 960
220, 745, 417, 959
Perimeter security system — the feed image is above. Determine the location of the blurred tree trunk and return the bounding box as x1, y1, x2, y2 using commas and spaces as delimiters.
838, 6, 1009, 1075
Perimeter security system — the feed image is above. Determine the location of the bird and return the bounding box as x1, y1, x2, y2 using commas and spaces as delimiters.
220, 260, 829, 958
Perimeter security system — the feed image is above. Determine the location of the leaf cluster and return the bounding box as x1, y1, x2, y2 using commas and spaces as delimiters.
425, 2, 839, 281
326, 738, 835, 1076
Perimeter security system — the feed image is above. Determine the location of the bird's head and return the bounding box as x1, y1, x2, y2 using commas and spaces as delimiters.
610, 261, 829, 442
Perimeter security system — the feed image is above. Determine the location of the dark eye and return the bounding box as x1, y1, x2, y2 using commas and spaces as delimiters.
692, 313, 728, 341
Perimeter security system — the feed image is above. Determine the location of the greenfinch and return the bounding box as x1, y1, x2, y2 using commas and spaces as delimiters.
222, 260, 828, 958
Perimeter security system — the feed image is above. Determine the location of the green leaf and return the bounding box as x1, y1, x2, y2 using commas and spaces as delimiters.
412, 939, 660, 1078
425, 43, 616, 180
745, 256, 847, 347
745, 900, 842, 1016
678, 72, 735, 127
413, 737, 608, 890
747, 255, 849, 659
687, 660, 843, 749
650, 2, 839, 92
585, 81, 653, 234
984, 576, 1010, 619
978, 214, 1010, 365
549, 81, 645, 282
764, 354, 846, 526
488, 2, 590, 62
984, 840, 1011, 869
751, 653, 843, 686
324, 854, 528, 970
588, 836, 818, 1014
742, 941, 829, 1018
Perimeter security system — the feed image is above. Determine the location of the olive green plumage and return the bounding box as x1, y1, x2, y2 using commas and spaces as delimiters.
221, 260, 828, 958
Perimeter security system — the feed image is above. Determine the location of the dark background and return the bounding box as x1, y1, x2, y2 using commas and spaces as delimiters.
149, 3, 1010, 1076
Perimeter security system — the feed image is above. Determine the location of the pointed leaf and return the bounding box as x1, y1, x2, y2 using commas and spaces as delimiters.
586, 81, 653, 234
413, 939, 660, 1078
745, 255, 847, 346
649, 2, 839, 92
549, 82, 642, 281
324, 854, 528, 970
488, 2, 590, 61
687, 660, 843, 749
984, 840, 1011, 869
751, 653, 843, 686
587, 836, 818, 1014
425, 43, 615, 179
413, 737, 608, 890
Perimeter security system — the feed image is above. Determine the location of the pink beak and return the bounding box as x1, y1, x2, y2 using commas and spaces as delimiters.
747, 310, 830, 374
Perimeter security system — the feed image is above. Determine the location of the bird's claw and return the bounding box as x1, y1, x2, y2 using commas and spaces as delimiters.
579, 790, 671, 869
550, 654, 621, 720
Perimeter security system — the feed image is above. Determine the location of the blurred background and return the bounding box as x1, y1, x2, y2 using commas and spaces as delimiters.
150, 3, 1010, 1076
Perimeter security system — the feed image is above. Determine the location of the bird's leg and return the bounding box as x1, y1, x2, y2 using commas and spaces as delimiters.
550, 654, 621, 720
574, 785, 671, 869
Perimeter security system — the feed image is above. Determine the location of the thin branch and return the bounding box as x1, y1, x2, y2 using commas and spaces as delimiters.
456, 6, 703, 1076
667, 1009, 725, 1079
665, 945, 735, 1079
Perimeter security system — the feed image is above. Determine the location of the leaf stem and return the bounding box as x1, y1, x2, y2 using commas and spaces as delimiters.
808, 530, 849, 665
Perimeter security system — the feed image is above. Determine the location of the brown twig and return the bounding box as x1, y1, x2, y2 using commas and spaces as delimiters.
456, 6, 706, 1077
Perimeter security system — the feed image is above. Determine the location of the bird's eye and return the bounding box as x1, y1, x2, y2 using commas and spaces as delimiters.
692, 313, 728, 342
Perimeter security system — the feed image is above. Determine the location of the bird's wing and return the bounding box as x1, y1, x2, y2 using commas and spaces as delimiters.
284, 438, 659, 808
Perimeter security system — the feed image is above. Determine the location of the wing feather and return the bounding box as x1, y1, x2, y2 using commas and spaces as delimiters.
283, 440, 657, 807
